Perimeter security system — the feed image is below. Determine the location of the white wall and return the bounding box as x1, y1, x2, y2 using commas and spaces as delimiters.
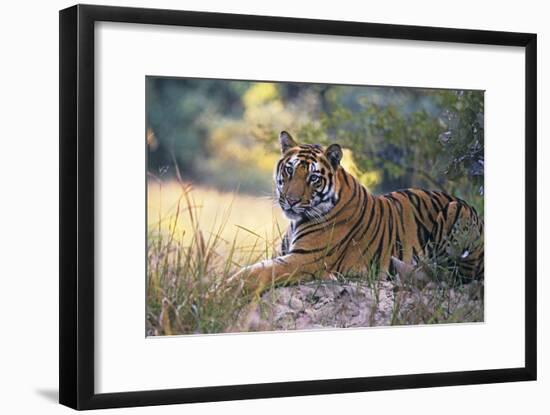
0, 0, 546, 413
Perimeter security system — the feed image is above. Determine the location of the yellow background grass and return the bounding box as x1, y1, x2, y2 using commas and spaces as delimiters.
147, 181, 287, 255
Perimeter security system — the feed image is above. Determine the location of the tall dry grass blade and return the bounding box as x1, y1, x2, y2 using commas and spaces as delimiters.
234, 224, 264, 240
159, 297, 173, 336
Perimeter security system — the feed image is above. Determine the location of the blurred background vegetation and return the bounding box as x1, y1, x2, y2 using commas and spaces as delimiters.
146, 77, 484, 212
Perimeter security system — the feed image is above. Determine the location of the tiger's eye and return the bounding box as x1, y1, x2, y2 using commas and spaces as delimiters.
310, 174, 320, 184
285, 166, 293, 175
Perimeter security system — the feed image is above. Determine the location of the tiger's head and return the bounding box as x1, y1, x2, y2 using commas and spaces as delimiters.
275, 131, 343, 221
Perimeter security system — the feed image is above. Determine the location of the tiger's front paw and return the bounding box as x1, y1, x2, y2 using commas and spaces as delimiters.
226, 261, 273, 296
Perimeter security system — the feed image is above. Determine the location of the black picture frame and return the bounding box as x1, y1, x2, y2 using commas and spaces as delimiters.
59, 4, 537, 410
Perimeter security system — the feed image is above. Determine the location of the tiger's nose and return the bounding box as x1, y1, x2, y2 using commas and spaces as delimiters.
286, 196, 300, 206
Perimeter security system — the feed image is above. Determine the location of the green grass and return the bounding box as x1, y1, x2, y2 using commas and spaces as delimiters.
146, 182, 271, 335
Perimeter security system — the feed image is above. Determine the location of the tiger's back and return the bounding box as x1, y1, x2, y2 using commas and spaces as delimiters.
281, 170, 484, 281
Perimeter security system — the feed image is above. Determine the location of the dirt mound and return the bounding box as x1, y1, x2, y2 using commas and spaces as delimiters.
234, 280, 483, 332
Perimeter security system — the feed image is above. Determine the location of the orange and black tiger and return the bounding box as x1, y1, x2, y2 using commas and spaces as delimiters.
231, 131, 484, 294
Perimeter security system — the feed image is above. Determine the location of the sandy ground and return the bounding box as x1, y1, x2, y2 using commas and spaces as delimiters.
234, 280, 483, 332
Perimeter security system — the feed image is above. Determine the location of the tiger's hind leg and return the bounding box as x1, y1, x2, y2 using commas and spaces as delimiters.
426, 201, 484, 282
390, 256, 430, 285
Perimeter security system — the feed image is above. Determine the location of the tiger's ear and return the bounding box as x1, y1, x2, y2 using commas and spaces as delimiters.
279, 131, 298, 153
325, 143, 343, 168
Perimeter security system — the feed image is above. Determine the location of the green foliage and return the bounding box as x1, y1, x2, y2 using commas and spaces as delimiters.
436, 91, 485, 195
300, 87, 483, 198
146, 77, 247, 179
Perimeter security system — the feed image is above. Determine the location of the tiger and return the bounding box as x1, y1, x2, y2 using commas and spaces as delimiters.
230, 130, 484, 295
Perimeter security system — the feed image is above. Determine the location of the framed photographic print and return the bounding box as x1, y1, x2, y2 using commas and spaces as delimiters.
59, 4, 537, 410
